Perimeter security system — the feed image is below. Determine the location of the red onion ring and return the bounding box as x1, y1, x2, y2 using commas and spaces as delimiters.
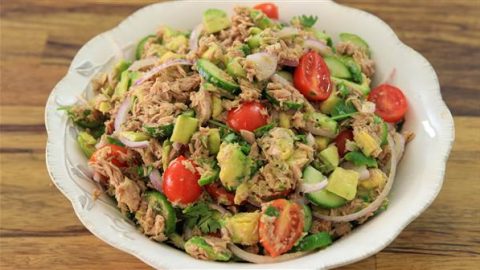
300, 179, 328, 193
313, 135, 398, 222
128, 56, 159, 71
229, 244, 310, 263
277, 27, 299, 38
149, 168, 163, 192
134, 59, 193, 86
304, 39, 333, 56
189, 24, 203, 53
118, 136, 149, 148
246, 52, 278, 81
114, 96, 132, 133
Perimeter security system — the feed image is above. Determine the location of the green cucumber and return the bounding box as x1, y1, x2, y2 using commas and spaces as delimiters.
136, 35, 156, 60
197, 59, 240, 94
302, 204, 312, 232
143, 124, 174, 139
144, 191, 176, 235
331, 75, 370, 95
170, 115, 198, 144
294, 232, 332, 251
339, 56, 363, 84
302, 166, 347, 208
324, 56, 351, 79
339, 33, 370, 57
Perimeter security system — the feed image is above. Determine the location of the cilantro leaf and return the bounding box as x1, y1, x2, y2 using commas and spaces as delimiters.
265, 206, 280, 217
298, 15, 318, 28
330, 100, 357, 120
182, 202, 222, 234
344, 151, 378, 168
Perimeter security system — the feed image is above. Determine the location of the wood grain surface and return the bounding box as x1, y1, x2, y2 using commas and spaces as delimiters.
0, 0, 479, 269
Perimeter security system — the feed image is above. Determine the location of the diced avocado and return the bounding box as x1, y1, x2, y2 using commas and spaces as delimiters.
120, 131, 150, 142
170, 115, 199, 144
207, 128, 221, 154
113, 60, 131, 80
359, 168, 387, 190
313, 30, 333, 47
148, 44, 169, 58
77, 131, 96, 158
164, 35, 188, 52
162, 26, 181, 40
217, 143, 249, 191
250, 9, 273, 29
302, 166, 347, 208
338, 56, 363, 84
324, 56, 351, 79
344, 151, 378, 168
319, 144, 339, 173
185, 236, 232, 261
201, 43, 224, 65
307, 112, 338, 138
168, 233, 185, 250
159, 51, 183, 63
326, 167, 359, 201
294, 232, 332, 251
197, 59, 240, 94
211, 95, 223, 118
203, 9, 231, 34
198, 165, 219, 186
135, 35, 157, 60
113, 70, 131, 99
354, 130, 381, 157
276, 71, 293, 83
246, 34, 261, 49
302, 204, 312, 232
225, 212, 260, 245
315, 136, 331, 151
234, 182, 250, 205
226, 57, 246, 78
144, 191, 176, 235
320, 90, 341, 114
97, 101, 112, 114
331, 74, 370, 95
249, 27, 262, 35
144, 124, 174, 139
162, 140, 172, 170
339, 33, 370, 57
279, 112, 291, 128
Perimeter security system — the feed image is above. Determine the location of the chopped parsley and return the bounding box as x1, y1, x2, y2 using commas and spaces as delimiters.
264, 206, 280, 217
183, 202, 221, 234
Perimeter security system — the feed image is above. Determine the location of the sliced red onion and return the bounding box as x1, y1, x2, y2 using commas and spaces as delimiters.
342, 162, 370, 181
313, 136, 398, 222
149, 169, 163, 192
128, 56, 159, 71
246, 52, 278, 81
208, 203, 230, 216
189, 24, 203, 53
118, 136, 149, 148
277, 27, 299, 38
300, 179, 328, 193
229, 244, 310, 263
304, 39, 333, 56
114, 96, 132, 133
134, 59, 193, 86
278, 58, 299, 67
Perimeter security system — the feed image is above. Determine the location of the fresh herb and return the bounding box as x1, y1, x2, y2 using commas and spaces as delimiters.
223, 132, 238, 143
208, 119, 228, 129
183, 202, 222, 234
293, 15, 319, 28
337, 82, 350, 97
253, 122, 275, 137
89, 125, 106, 139
344, 151, 378, 168
144, 124, 174, 139
330, 100, 357, 120
294, 134, 308, 144
249, 159, 265, 177
107, 136, 125, 146
240, 44, 251, 56
264, 206, 280, 217
137, 165, 154, 178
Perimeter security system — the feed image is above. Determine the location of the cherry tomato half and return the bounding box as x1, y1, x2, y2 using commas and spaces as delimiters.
89, 144, 128, 167
205, 182, 235, 206
294, 51, 332, 101
368, 84, 408, 123
253, 2, 279, 19
227, 101, 268, 132
334, 129, 354, 157
259, 199, 304, 257
162, 156, 202, 205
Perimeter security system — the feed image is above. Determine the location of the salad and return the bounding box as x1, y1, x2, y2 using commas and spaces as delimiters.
63, 3, 412, 263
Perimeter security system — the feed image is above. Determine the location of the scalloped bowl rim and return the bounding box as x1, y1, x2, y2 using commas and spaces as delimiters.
45, 1, 455, 269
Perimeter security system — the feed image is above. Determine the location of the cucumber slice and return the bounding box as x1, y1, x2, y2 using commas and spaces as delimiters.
144, 124, 174, 139
324, 56, 351, 79
302, 204, 312, 232
145, 191, 176, 235
170, 115, 198, 144
197, 59, 240, 94
136, 35, 156, 60
338, 56, 363, 84
339, 33, 370, 57
302, 166, 347, 208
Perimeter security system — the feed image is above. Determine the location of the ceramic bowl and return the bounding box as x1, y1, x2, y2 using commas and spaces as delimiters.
45, 1, 455, 269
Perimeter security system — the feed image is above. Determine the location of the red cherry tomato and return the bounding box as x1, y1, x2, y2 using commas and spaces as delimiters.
89, 144, 128, 167
253, 2, 279, 19
205, 182, 235, 206
259, 199, 304, 257
294, 51, 332, 101
368, 84, 408, 123
334, 129, 354, 157
162, 156, 202, 205
227, 102, 268, 132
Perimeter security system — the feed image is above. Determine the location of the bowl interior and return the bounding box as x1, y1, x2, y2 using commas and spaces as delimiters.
46, 1, 453, 269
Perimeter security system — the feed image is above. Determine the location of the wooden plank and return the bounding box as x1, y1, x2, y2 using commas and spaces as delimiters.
0, 106, 45, 125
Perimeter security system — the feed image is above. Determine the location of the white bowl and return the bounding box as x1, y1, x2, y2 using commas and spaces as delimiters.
45, 1, 455, 269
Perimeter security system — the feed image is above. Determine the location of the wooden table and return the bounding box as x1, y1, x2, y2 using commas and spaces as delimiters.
1, 1, 479, 269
